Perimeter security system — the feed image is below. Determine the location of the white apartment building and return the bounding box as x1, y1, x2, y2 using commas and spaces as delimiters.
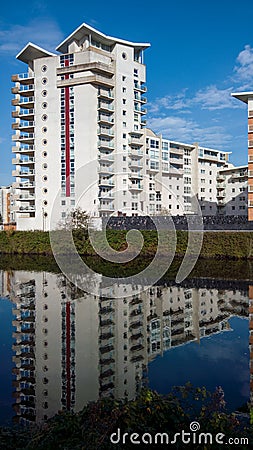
11, 23, 149, 230
11, 23, 246, 230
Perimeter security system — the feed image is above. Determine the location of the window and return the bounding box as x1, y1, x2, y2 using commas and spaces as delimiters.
42, 114, 48, 121
122, 99, 126, 105
122, 76, 126, 81
42, 77, 47, 85
42, 127, 47, 133
42, 90, 47, 97
41, 65, 47, 72
122, 110, 126, 115
134, 68, 138, 76
42, 102, 47, 109
122, 52, 127, 59
123, 133, 126, 139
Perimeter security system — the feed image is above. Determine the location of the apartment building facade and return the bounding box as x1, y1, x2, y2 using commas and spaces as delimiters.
232, 92, 253, 220
11, 23, 247, 231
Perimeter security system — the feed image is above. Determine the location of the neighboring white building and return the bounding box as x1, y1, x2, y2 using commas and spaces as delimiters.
11, 23, 247, 230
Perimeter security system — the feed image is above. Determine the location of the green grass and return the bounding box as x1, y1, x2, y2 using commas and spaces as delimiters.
0, 230, 253, 260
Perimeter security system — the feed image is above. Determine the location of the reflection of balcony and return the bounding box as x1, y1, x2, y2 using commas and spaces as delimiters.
216, 173, 225, 181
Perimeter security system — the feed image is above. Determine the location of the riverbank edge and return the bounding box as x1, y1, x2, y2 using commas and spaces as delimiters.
0, 230, 253, 259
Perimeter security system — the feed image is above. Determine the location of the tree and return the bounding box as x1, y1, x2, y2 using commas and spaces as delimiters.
60, 207, 89, 231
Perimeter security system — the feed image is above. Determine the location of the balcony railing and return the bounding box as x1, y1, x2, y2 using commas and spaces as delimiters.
128, 183, 143, 190
98, 140, 114, 149
134, 83, 147, 92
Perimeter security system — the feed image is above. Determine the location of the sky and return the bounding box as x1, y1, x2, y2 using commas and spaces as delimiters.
1, 0, 253, 185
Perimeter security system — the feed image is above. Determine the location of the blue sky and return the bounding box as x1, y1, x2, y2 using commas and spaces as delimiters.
1, 0, 253, 185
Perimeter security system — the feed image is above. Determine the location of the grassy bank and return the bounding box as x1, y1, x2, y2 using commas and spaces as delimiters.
0, 230, 253, 259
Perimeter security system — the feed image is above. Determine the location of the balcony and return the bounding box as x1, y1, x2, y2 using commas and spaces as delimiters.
128, 160, 143, 169
134, 83, 147, 92
129, 171, 143, 180
12, 85, 34, 96
17, 206, 36, 212
98, 89, 114, 100
12, 73, 34, 84
17, 97, 35, 108
13, 133, 34, 144
99, 179, 115, 187
13, 182, 35, 189
98, 153, 114, 162
98, 102, 114, 112
134, 105, 147, 114
98, 127, 114, 138
98, 165, 114, 175
98, 140, 114, 150
12, 169, 35, 177
98, 203, 114, 211
231, 171, 247, 179
129, 149, 143, 158
216, 173, 225, 181
12, 145, 34, 154
128, 183, 143, 191
98, 191, 115, 200
98, 114, 114, 125
216, 183, 225, 189
134, 95, 147, 103
12, 157, 35, 165
16, 194, 35, 201
170, 156, 183, 165
216, 191, 225, 199
129, 137, 143, 147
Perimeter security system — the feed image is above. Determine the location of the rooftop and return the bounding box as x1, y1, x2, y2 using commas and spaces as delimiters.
56, 22, 150, 54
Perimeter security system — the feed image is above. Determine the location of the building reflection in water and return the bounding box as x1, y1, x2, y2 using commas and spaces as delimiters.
4, 270, 250, 425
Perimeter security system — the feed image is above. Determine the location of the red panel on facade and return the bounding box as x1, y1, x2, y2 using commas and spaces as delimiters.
64, 59, 70, 197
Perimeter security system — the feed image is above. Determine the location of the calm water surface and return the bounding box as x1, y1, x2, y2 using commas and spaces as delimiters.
0, 259, 251, 426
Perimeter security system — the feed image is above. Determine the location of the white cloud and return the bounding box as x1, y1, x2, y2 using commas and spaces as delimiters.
192, 85, 240, 110
234, 44, 253, 82
147, 116, 233, 149
149, 90, 190, 113
0, 19, 64, 55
